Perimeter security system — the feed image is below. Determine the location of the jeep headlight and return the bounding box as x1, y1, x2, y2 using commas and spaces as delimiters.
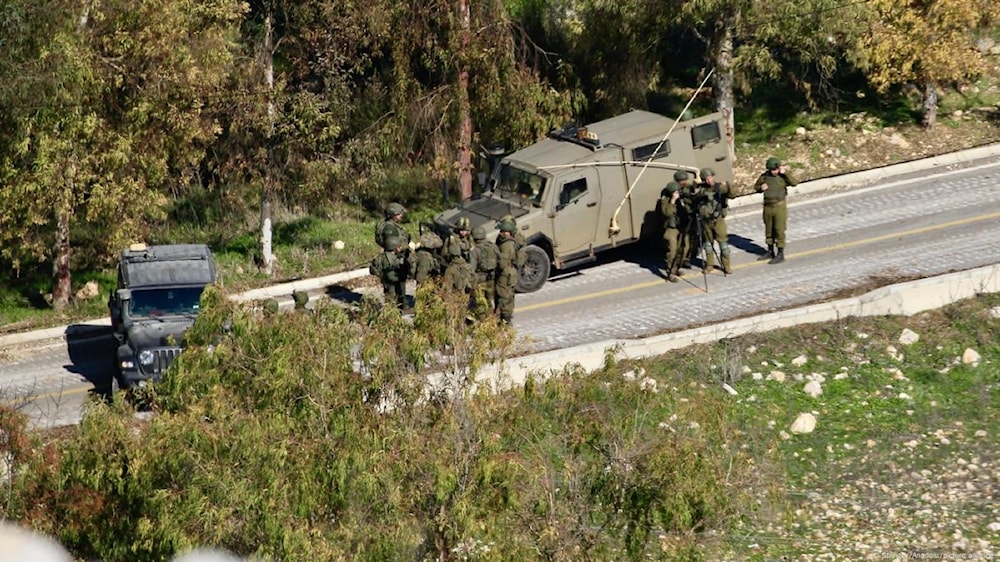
138, 349, 155, 366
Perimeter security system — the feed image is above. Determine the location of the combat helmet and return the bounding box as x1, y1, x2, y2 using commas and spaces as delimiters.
673, 170, 689, 182
472, 225, 487, 241
456, 217, 471, 231
766, 157, 782, 171
498, 218, 516, 233
660, 181, 681, 197
384, 202, 405, 218
699, 167, 715, 181
292, 290, 309, 308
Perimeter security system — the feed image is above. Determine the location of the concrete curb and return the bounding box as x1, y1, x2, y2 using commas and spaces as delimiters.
0, 268, 371, 348
475, 263, 1000, 391
728, 142, 1000, 209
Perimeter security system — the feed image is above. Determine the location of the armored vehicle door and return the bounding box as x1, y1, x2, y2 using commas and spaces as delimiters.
550, 167, 600, 259
686, 114, 733, 185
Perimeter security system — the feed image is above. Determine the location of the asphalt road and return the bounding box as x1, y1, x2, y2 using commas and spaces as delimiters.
3, 154, 1000, 428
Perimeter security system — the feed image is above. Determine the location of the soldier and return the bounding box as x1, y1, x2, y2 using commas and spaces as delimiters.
409, 231, 444, 284
753, 157, 798, 264
375, 202, 411, 250
369, 235, 408, 309
442, 216, 474, 262
292, 290, 310, 311
470, 226, 500, 310
442, 243, 475, 294
697, 167, 736, 274
674, 170, 698, 267
659, 181, 684, 282
495, 219, 519, 324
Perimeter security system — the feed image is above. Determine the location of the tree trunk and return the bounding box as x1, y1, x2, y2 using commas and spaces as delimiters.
259, 11, 276, 275
52, 174, 73, 311
457, 0, 473, 201
711, 12, 737, 164
921, 80, 938, 130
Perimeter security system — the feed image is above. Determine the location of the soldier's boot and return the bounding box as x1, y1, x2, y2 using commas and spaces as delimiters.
703, 251, 715, 273
667, 273, 680, 283
721, 255, 732, 274
769, 248, 785, 264
758, 244, 775, 261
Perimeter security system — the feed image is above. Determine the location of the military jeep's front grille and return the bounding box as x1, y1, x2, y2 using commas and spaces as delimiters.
141, 347, 182, 376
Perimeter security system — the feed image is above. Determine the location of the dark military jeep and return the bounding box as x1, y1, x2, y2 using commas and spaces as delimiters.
108, 243, 216, 391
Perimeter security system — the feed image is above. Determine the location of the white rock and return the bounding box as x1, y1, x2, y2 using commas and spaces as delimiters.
952, 109, 963, 118
975, 430, 988, 438
886, 345, 903, 361
989, 306, 1000, 319
833, 372, 848, 380
961, 348, 981, 367
333, 240, 346, 250
768, 370, 786, 382
722, 383, 738, 396
898, 392, 911, 400
987, 521, 1000, 532
795, 126, 807, 136
639, 377, 659, 393
803, 380, 823, 398
172, 550, 247, 562
856, 332, 869, 339
74, 280, 100, 300
751, 372, 763, 380
898, 328, 920, 345
790, 413, 817, 434
779, 430, 791, 440
791, 354, 808, 367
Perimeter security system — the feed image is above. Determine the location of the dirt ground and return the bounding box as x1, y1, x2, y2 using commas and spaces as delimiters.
731, 104, 1000, 193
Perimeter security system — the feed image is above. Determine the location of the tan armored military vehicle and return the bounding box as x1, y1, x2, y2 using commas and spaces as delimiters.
433, 109, 733, 292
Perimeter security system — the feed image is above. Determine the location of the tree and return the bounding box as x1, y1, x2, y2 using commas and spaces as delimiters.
853, 0, 1000, 129
0, 0, 244, 308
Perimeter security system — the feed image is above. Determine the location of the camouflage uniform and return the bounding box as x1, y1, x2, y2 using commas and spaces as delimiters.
375, 202, 411, 250
673, 170, 698, 266
495, 220, 519, 324
443, 244, 475, 294
696, 167, 736, 274
753, 157, 798, 264
659, 182, 683, 282
292, 290, 310, 312
370, 236, 407, 309
409, 232, 444, 284
470, 226, 500, 309
442, 216, 474, 264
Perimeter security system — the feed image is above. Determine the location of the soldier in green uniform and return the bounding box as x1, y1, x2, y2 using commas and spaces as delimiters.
443, 243, 475, 294
442, 216, 474, 263
674, 170, 698, 267
409, 231, 444, 284
292, 290, 310, 312
495, 219, 519, 324
375, 202, 411, 250
660, 181, 683, 282
369, 235, 407, 309
697, 167, 736, 274
753, 157, 798, 264
470, 225, 500, 310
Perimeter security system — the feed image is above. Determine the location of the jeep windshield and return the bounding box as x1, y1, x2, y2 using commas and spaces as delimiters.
129, 287, 205, 318
492, 163, 547, 206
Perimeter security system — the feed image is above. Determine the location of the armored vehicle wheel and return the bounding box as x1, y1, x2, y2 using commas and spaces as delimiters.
516, 245, 550, 293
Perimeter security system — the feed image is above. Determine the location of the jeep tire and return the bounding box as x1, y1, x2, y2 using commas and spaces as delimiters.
515, 245, 550, 293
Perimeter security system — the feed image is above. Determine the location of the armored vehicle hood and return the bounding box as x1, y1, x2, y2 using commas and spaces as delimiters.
124, 316, 193, 349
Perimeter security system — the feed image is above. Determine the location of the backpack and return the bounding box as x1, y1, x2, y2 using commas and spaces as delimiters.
513, 232, 527, 269
368, 254, 382, 277
476, 241, 499, 273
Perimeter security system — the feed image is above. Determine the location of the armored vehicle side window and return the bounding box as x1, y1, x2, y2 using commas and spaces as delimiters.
633, 141, 670, 161
691, 121, 722, 148
558, 178, 588, 207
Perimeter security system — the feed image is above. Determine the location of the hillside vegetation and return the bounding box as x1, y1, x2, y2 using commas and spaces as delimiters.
1, 287, 997, 561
